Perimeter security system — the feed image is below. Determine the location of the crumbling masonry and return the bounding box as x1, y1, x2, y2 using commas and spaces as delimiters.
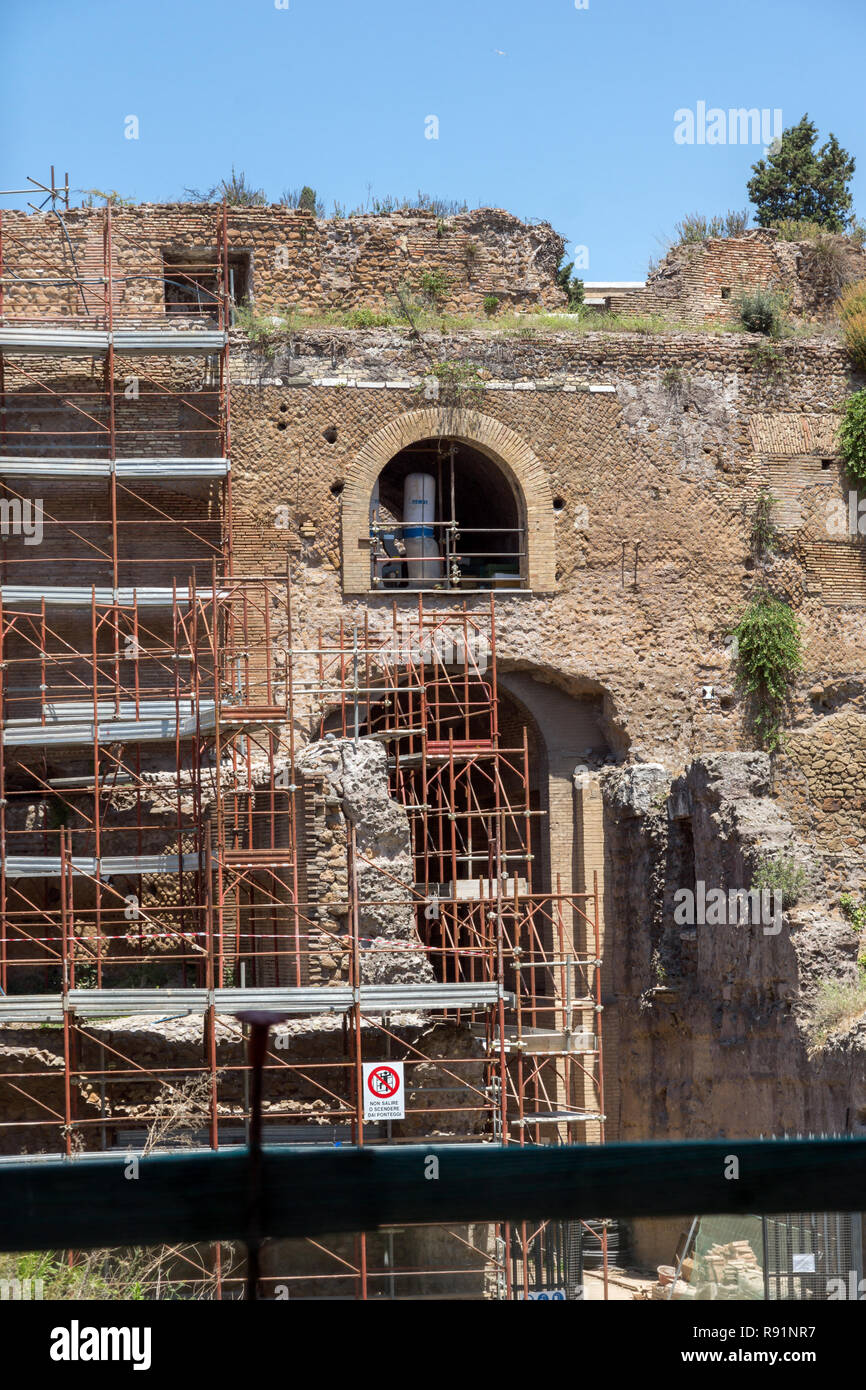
1, 200, 865, 1291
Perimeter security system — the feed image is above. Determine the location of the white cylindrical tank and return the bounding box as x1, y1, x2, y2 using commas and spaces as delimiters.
403, 472, 442, 587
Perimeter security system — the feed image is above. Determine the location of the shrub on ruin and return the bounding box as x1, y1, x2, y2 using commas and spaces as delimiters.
422, 361, 486, 409
838, 280, 866, 372
737, 286, 785, 337
661, 366, 693, 403
807, 976, 866, 1051
772, 218, 865, 282
184, 167, 267, 206
772, 218, 826, 241
751, 851, 805, 908
674, 210, 750, 243
840, 893, 866, 934
483, 295, 500, 317
750, 489, 779, 557
359, 191, 468, 217
418, 267, 451, 306
79, 188, 135, 208
280, 185, 325, 217
346, 307, 394, 328
838, 389, 866, 484
233, 303, 287, 357
746, 339, 787, 378
850, 219, 866, 250
731, 591, 802, 750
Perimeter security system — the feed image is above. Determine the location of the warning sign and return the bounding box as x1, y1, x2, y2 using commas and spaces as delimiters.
362, 1062, 405, 1121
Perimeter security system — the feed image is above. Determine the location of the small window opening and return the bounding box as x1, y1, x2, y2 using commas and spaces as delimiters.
330, 480, 344, 497
721, 287, 731, 300
162, 248, 251, 323
821, 458, 833, 470
323, 426, 338, 444
552, 496, 565, 513
369, 437, 525, 591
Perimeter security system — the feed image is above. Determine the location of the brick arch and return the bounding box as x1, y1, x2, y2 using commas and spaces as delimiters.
341, 407, 556, 593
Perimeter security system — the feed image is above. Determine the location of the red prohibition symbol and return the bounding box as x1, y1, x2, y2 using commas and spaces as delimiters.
367, 1065, 400, 1098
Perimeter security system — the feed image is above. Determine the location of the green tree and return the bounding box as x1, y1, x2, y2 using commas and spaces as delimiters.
555, 256, 585, 311
747, 115, 855, 232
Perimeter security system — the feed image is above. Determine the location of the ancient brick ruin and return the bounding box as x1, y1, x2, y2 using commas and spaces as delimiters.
1, 199, 865, 1294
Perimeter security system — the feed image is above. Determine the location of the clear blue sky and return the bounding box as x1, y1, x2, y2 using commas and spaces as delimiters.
2, 0, 864, 279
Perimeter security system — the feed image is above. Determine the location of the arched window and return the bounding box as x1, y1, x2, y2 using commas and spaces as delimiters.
341, 409, 556, 594
369, 437, 526, 591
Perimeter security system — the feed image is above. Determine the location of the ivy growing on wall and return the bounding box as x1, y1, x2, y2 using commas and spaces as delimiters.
731, 590, 802, 750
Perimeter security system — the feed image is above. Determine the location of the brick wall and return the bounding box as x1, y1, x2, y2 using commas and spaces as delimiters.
610, 229, 866, 325
0, 204, 566, 321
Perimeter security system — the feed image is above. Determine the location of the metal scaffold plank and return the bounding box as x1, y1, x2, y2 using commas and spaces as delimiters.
0, 457, 229, 478
0, 585, 226, 607
0, 982, 508, 1022
0, 326, 227, 355
3, 698, 217, 746
3, 852, 200, 879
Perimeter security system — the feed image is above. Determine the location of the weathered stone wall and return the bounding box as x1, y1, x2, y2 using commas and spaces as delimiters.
603, 754, 866, 1264
0, 205, 566, 320
221, 326, 862, 769
295, 737, 434, 985
610, 228, 866, 325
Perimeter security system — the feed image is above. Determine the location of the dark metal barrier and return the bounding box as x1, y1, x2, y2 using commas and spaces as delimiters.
1, 1137, 863, 1254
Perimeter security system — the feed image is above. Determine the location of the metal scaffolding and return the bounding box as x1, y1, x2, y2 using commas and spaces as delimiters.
0, 201, 606, 1299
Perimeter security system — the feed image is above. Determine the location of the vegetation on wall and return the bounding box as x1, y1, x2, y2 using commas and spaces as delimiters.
838, 281, 866, 373
555, 254, 585, 310
750, 489, 780, 558
421, 360, 486, 409
232, 303, 287, 356
344, 306, 394, 328
731, 591, 802, 750
772, 217, 866, 248
751, 851, 806, 907
737, 286, 787, 337
281, 185, 325, 217
746, 339, 787, 378
838, 388, 866, 483
417, 267, 451, 306
183, 167, 267, 206
673, 209, 750, 244
79, 188, 136, 207
661, 365, 691, 402
748, 115, 856, 232
808, 976, 866, 1051
807, 893, 866, 1049
840, 893, 866, 940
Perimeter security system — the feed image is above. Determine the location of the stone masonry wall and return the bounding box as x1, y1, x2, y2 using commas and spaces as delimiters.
295, 737, 434, 986
0, 205, 566, 320
219, 326, 863, 770
610, 228, 866, 325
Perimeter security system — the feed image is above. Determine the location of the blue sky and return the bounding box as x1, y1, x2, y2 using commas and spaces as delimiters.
2, 0, 864, 279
